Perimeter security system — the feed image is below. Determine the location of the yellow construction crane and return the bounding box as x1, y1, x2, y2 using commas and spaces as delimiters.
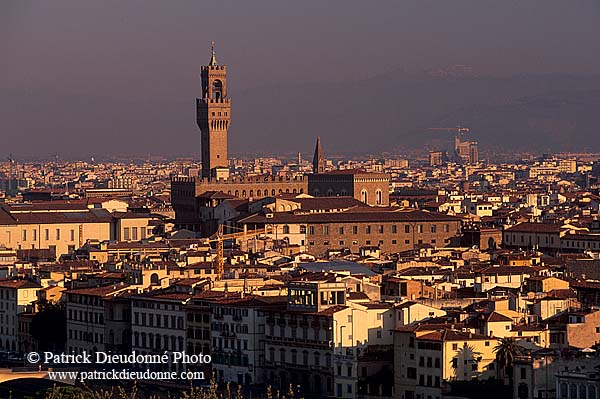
206, 224, 273, 279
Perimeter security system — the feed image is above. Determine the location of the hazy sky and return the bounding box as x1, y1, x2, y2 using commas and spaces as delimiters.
2, 0, 600, 159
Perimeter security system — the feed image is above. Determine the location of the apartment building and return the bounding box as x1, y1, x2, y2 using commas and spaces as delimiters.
130, 290, 190, 371
238, 208, 461, 257
264, 275, 395, 398
65, 284, 133, 355
210, 295, 287, 386
0, 204, 112, 257
394, 326, 498, 399
0, 279, 41, 351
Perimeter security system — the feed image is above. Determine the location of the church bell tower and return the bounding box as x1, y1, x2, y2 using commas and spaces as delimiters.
197, 42, 231, 179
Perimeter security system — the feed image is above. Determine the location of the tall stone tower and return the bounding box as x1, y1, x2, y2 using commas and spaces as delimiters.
197, 42, 231, 179
312, 136, 325, 173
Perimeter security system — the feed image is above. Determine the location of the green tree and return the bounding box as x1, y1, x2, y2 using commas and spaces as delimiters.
493, 337, 524, 386
30, 302, 67, 352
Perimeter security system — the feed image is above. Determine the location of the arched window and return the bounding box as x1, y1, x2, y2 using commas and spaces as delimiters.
249, 190, 254, 197
242, 190, 246, 197
571, 384, 578, 399
256, 189, 261, 197
212, 80, 223, 100
361, 189, 368, 204
579, 385, 587, 399
327, 189, 334, 196
272, 189, 276, 196
376, 190, 382, 205
280, 348, 286, 362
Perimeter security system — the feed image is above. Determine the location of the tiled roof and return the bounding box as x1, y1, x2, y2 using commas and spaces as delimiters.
487, 312, 513, 322
67, 284, 131, 297
505, 222, 562, 234
0, 206, 112, 225
238, 208, 459, 224
0, 279, 42, 289
419, 329, 491, 342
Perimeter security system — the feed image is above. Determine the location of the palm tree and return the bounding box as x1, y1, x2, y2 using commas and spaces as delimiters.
451, 343, 483, 380
493, 337, 524, 386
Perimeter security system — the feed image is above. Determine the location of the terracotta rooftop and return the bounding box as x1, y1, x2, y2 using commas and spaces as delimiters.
0, 279, 42, 289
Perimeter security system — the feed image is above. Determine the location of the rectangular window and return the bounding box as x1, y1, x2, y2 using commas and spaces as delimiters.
124, 227, 130, 241
378, 225, 384, 233
56, 229, 61, 240
22, 230, 27, 241
417, 225, 423, 233
70, 229, 75, 242
132, 227, 138, 241
339, 227, 344, 234
309, 226, 315, 235
352, 225, 358, 234
392, 225, 397, 233
405, 225, 410, 233
45, 229, 49, 241
141, 227, 147, 239
366, 226, 371, 234
431, 224, 437, 233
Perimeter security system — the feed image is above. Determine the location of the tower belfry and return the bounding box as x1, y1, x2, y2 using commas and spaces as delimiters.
197, 42, 231, 179
312, 136, 325, 173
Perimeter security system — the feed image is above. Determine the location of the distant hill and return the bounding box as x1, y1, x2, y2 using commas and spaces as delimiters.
231, 72, 600, 155
3, 71, 600, 158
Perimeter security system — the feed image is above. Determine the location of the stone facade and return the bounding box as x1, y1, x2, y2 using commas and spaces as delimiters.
238, 210, 462, 257
198, 46, 231, 178
308, 171, 390, 206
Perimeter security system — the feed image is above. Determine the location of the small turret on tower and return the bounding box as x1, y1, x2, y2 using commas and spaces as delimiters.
208, 41, 218, 67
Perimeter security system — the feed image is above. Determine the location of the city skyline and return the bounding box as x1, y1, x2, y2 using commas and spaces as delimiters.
3, 4, 600, 398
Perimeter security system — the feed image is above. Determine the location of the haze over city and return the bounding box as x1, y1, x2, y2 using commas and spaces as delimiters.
3, 0, 600, 158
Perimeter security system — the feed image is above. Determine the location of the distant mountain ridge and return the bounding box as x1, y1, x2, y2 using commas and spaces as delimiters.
3, 72, 600, 158
231, 72, 600, 155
